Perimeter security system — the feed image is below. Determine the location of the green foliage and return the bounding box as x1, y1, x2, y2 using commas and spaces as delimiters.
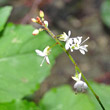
0, 5, 110, 110
0, 23, 62, 102
0, 100, 40, 110
39, 85, 95, 110
39, 83, 110, 110
0, 6, 12, 31
88, 82, 110, 110
101, 0, 110, 27
0, 6, 62, 103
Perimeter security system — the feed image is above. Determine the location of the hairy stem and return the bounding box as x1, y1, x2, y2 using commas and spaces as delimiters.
44, 26, 105, 110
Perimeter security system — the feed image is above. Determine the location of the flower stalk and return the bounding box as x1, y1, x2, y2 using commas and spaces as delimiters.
43, 24, 105, 110
32, 11, 105, 110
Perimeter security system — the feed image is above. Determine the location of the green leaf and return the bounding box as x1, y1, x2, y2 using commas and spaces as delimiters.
39, 85, 95, 110
0, 6, 13, 31
39, 83, 110, 110
0, 23, 62, 102
0, 100, 40, 110
101, 0, 110, 27
88, 82, 110, 110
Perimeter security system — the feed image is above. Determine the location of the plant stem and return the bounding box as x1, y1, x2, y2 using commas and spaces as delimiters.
44, 26, 105, 110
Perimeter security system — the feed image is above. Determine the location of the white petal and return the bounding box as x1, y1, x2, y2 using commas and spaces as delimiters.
74, 81, 87, 92
77, 36, 82, 45
78, 73, 82, 80
68, 38, 74, 44
35, 50, 45, 56
58, 32, 69, 41
70, 48, 74, 52
74, 81, 83, 89
79, 49, 85, 55
73, 38, 78, 44
64, 32, 69, 41
83, 82, 88, 89
80, 46, 88, 52
84, 45, 88, 47
65, 38, 74, 50
45, 56, 50, 64
43, 46, 50, 55
72, 76, 79, 81
68, 30, 71, 37
65, 42, 70, 50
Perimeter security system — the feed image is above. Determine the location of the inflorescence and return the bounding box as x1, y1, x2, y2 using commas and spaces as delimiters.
31, 10, 89, 93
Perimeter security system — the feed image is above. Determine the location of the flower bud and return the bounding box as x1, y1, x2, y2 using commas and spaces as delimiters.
36, 16, 42, 24
32, 29, 39, 36
39, 10, 44, 18
31, 18, 37, 22
44, 20, 48, 27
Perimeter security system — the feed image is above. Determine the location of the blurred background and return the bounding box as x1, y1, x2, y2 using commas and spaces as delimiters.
0, 0, 110, 103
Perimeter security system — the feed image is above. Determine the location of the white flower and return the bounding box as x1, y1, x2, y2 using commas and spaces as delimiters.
58, 30, 74, 50
72, 73, 88, 93
70, 37, 89, 54
35, 46, 51, 66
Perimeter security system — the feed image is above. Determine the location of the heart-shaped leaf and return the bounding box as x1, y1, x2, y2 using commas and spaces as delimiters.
0, 23, 62, 102
39, 83, 110, 110
39, 85, 95, 110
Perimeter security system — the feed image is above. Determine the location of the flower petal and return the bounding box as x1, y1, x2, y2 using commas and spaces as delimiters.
72, 76, 79, 81
58, 32, 69, 41
74, 81, 87, 92
74, 81, 83, 89
43, 46, 50, 55
79, 49, 85, 55
68, 30, 71, 37
64, 32, 69, 41
83, 82, 88, 89
35, 50, 45, 56
45, 56, 50, 64
78, 73, 82, 80
70, 48, 74, 52
68, 38, 74, 44
65, 38, 74, 50
73, 37, 79, 44
65, 42, 70, 50
77, 36, 82, 45
80, 45, 88, 52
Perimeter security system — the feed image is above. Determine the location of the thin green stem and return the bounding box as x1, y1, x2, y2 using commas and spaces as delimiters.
43, 26, 105, 110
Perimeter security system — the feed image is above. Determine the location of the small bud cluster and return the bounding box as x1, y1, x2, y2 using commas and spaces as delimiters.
31, 10, 48, 36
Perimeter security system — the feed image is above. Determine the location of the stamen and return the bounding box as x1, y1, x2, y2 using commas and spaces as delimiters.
80, 37, 89, 45
40, 57, 46, 67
